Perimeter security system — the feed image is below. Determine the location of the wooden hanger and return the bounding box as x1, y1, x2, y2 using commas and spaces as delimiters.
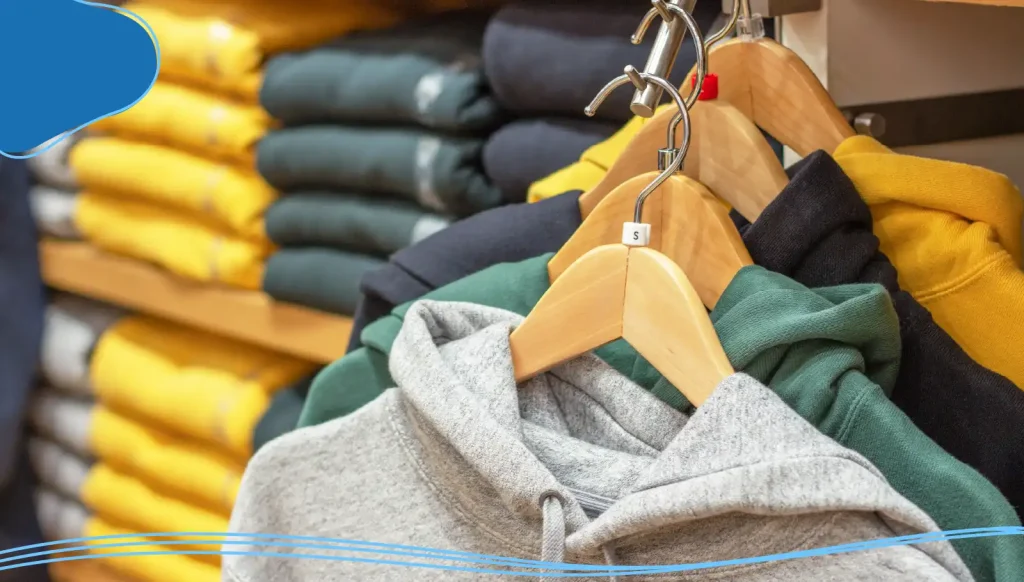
511, 243, 733, 406
510, 66, 734, 406
681, 13, 855, 158
577, 100, 787, 221
549, 171, 752, 309
577, 3, 791, 222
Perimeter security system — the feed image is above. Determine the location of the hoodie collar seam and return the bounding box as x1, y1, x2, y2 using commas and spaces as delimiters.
633, 453, 885, 499
384, 391, 540, 558
908, 251, 1015, 303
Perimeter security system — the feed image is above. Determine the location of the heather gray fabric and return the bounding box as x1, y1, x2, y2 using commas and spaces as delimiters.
28, 438, 91, 503
40, 294, 126, 396
26, 134, 79, 190
29, 185, 79, 239
35, 488, 88, 543
226, 300, 971, 582
29, 388, 95, 460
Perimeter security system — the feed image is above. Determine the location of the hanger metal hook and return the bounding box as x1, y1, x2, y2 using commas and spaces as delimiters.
628, 0, 707, 114
665, 0, 752, 157
704, 0, 750, 48
586, 70, 692, 224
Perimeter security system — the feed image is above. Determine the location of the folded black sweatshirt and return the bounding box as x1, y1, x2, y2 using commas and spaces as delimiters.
483, 118, 617, 203
482, 1, 724, 122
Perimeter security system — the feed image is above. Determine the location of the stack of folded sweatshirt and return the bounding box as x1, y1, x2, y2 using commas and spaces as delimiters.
480, 1, 723, 201
256, 11, 507, 317
26, 0, 411, 291
28, 293, 317, 582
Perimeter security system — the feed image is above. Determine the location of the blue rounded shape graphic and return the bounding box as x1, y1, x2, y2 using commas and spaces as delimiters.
0, 0, 159, 158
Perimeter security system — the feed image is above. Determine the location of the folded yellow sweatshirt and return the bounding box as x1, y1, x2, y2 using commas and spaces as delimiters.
37, 490, 220, 582
90, 315, 315, 458
125, 0, 400, 100
833, 136, 1024, 389
74, 192, 270, 290
92, 407, 244, 514
31, 388, 243, 515
82, 463, 227, 567
70, 137, 275, 239
528, 114, 650, 203
85, 519, 221, 582
90, 81, 272, 165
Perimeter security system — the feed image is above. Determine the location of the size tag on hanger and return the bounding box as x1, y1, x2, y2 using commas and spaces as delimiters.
622, 222, 651, 246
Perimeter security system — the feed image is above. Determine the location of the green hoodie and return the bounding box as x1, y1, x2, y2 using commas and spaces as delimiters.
301, 253, 1021, 582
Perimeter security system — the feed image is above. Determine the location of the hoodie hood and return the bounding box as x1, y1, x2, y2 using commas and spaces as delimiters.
833, 135, 1024, 394
833, 136, 1022, 264
385, 299, 969, 578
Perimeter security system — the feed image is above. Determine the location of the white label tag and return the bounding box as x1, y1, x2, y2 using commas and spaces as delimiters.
622, 222, 651, 246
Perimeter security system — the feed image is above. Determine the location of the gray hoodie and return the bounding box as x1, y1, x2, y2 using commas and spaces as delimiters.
225, 300, 972, 581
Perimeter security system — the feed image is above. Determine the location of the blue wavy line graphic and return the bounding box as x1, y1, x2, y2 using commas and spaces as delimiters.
0, 0, 159, 159
0, 527, 1020, 576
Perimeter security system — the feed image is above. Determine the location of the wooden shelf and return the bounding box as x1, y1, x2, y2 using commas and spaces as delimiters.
40, 241, 353, 364
921, 0, 1024, 6
50, 559, 138, 582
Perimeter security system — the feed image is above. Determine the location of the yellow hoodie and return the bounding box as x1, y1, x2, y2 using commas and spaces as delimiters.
833, 136, 1024, 388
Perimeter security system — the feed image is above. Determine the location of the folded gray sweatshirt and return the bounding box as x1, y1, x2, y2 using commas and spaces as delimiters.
225, 300, 972, 582
35, 487, 89, 543
40, 293, 126, 396
26, 133, 79, 190
29, 185, 80, 239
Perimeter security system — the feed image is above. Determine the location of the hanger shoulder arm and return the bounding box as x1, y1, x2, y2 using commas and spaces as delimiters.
748, 40, 854, 157
511, 245, 628, 383
661, 177, 752, 309
687, 100, 788, 221
623, 247, 733, 406
684, 38, 855, 157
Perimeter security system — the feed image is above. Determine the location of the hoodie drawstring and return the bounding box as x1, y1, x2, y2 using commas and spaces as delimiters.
538, 491, 619, 582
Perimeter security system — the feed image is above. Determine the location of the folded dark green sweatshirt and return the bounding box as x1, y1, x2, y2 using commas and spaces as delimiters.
264, 193, 450, 257
300, 254, 1023, 582
261, 11, 501, 132
256, 127, 501, 217
261, 53, 500, 134
262, 248, 385, 317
